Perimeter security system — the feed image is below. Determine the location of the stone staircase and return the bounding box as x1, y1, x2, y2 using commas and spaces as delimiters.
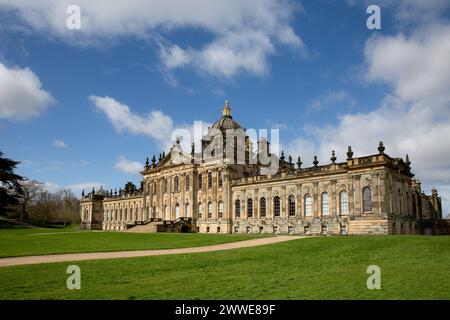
126, 218, 162, 233
126, 217, 194, 233
157, 217, 194, 233
348, 219, 388, 235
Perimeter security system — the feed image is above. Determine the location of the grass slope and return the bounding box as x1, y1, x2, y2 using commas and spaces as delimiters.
0, 227, 263, 258
0, 236, 449, 299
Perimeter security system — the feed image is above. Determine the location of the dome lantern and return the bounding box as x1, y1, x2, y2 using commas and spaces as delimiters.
222, 99, 232, 118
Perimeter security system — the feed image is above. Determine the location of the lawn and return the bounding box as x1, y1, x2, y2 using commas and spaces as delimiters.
0, 226, 264, 258
0, 235, 449, 299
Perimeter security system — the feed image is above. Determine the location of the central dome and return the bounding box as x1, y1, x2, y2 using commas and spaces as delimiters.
211, 100, 243, 132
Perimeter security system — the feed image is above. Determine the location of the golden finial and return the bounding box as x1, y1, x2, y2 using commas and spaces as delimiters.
223, 99, 231, 117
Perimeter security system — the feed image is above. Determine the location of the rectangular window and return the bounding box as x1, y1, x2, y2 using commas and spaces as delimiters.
340, 191, 349, 215
274, 197, 281, 217
305, 195, 312, 217
185, 176, 190, 191
322, 193, 329, 216
198, 175, 203, 189
208, 173, 213, 189
218, 202, 223, 218
218, 172, 223, 187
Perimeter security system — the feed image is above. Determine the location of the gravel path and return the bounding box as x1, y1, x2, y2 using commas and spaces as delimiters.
0, 235, 303, 267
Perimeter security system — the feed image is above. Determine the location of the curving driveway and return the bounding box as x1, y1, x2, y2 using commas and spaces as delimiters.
0, 235, 303, 267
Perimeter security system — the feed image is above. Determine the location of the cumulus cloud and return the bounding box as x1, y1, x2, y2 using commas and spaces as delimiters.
90, 95, 213, 151
286, 22, 450, 213
53, 139, 68, 149
0, 0, 304, 79
115, 156, 143, 175
364, 26, 450, 113
0, 62, 54, 120
90, 95, 174, 147
346, 0, 450, 24
159, 30, 279, 78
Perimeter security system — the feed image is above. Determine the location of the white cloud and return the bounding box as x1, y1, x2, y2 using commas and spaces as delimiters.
53, 139, 68, 149
346, 0, 450, 24
115, 156, 143, 175
90, 95, 213, 150
0, 0, 304, 79
44, 181, 104, 195
364, 26, 450, 112
90, 95, 174, 147
286, 23, 450, 214
0, 62, 54, 120
159, 30, 279, 78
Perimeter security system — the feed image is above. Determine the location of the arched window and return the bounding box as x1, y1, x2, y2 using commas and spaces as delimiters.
185, 176, 190, 191
218, 171, 223, 187
208, 172, 213, 189
288, 195, 296, 216
198, 203, 203, 218
304, 194, 312, 217
274, 196, 281, 217
247, 199, 253, 218
208, 202, 212, 219
322, 192, 329, 216
235, 200, 241, 218
153, 181, 157, 194
218, 201, 223, 218
198, 174, 203, 189
174, 176, 179, 192
175, 203, 180, 219
185, 203, 190, 217
363, 187, 373, 213
260, 197, 266, 217
340, 191, 349, 215
163, 179, 168, 193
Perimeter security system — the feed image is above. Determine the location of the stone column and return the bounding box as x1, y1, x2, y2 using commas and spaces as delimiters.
254, 188, 259, 220
268, 187, 272, 220
297, 184, 302, 218
142, 180, 147, 220
354, 175, 361, 215
313, 182, 319, 217
224, 171, 231, 233
181, 174, 186, 217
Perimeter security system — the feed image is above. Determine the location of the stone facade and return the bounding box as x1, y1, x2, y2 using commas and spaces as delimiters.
80, 102, 445, 235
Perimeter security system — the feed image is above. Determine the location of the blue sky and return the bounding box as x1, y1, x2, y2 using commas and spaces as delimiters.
0, 1, 449, 215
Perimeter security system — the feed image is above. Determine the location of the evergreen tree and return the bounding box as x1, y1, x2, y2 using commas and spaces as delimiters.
0, 151, 24, 215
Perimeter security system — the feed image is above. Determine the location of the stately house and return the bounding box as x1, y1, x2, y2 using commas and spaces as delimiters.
80, 101, 446, 235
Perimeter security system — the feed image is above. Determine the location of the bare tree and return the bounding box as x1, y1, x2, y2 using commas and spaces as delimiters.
19, 180, 44, 221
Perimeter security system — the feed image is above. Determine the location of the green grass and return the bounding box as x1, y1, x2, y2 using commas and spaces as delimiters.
0, 235, 449, 299
0, 227, 264, 258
